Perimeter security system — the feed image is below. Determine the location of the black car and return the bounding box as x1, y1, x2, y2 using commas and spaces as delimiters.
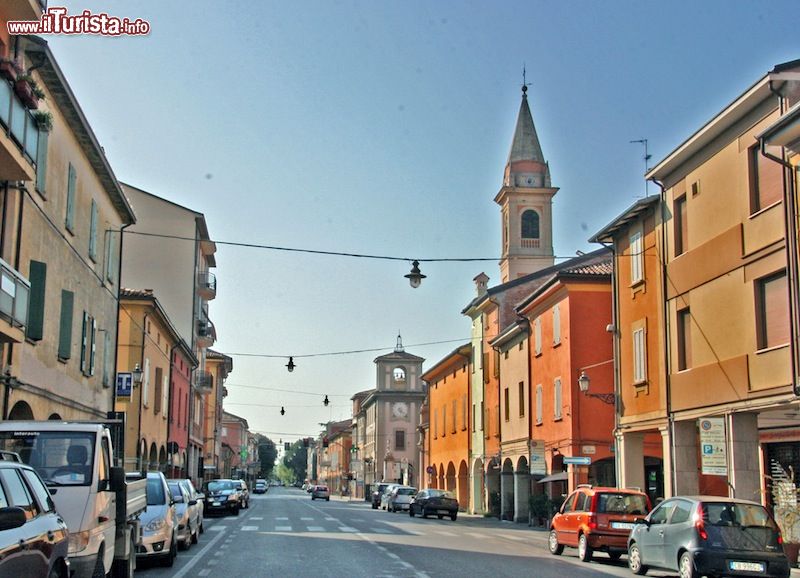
628, 496, 790, 578
371, 482, 390, 509
0, 451, 70, 577
203, 479, 242, 516
409, 489, 459, 521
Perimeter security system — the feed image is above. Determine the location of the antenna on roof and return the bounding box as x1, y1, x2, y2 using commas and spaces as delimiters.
629, 138, 652, 197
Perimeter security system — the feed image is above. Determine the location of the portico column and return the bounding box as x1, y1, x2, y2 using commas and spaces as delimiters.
617, 431, 645, 491
728, 412, 760, 502
673, 419, 699, 495
660, 426, 673, 498
501, 470, 514, 520
513, 469, 530, 523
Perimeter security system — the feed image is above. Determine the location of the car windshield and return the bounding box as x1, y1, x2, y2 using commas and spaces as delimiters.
597, 493, 648, 515
397, 488, 416, 496
207, 480, 234, 492
702, 502, 780, 551
0, 430, 96, 487
428, 489, 454, 499
146, 478, 166, 506
168, 483, 182, 501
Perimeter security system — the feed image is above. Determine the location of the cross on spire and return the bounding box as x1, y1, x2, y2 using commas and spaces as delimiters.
522, 63, 532, 95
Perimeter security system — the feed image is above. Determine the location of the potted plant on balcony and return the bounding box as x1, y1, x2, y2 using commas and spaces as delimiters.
0, 58, 22, 82
32, 110, 52, 132
14, 74, 38, 109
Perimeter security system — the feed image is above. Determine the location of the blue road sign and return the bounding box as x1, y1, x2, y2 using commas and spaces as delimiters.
116, 373, 132, 397
563, 456, 592, 466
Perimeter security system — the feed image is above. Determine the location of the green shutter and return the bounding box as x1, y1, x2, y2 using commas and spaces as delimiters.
35, 131, 48, 195
65, 164, 76, 232
89, 200, 97, 260
80, 311, 87, 373
58, 290, 74, 360
26, 261, 46, 341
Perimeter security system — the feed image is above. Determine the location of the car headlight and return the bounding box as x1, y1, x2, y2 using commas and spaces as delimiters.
146, 518, 167, 532
68, 530, 91, 555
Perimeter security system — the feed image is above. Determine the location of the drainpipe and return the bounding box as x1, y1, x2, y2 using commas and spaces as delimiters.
137, 313, 148, 472
111, 222, 132, 412
761, 83, 798, 396
649, 177, 675, 498
598, 240, 621, 486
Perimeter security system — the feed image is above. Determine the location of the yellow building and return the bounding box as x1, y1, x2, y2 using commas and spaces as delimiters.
202, 349, 233, 481
0, 30, 135, 421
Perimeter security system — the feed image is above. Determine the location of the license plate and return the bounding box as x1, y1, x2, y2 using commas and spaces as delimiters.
729, 561, 765, 572
611, 521, 635, 530
212, 502, 220, 506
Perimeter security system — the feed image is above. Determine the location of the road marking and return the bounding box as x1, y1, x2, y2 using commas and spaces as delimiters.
351, 518, 364, 522
466, 532, 487, 538
324, 517, 335, 521
301, 517, 314, 520
170, 523, 227, 578
250, 516, 263, 520
339, 526, 358, 532
372, 528, 392, 534
275, 516, 289, 520
275, 525, 292, 531
306, 526, 325, 531
241, 526, 259, 531
500, 533, 524, 541
198, 570, 211, 577
386, 552, 400, 560
435, 530, 456, 536
208, 525, 226, 531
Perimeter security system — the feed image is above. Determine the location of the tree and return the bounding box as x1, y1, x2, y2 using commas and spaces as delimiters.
254, 434, 277, 478
282, 440, 307, 482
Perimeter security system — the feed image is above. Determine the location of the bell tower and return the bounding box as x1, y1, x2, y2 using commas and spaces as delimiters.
495, 83, 557, 282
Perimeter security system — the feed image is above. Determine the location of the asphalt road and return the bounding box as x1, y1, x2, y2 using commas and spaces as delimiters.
136, 487, 685, 578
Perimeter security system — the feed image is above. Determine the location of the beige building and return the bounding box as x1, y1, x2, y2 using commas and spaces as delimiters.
202, 349, 233, 481
0, 34, 135, 422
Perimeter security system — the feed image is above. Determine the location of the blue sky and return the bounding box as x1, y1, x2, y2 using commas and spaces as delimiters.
48, 1, 797, 442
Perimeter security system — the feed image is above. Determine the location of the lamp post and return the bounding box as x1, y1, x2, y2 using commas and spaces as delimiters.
577, 371, 616, 405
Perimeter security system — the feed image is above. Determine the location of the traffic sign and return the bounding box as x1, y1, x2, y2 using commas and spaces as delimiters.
115, 373, 132, 397
563, 456, 592, 466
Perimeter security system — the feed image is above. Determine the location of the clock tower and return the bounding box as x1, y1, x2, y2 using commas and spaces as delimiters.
495, 84, 558, 283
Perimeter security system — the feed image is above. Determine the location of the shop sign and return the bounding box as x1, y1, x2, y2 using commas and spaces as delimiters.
529, 439, 546, 475
698, 417, 727, 476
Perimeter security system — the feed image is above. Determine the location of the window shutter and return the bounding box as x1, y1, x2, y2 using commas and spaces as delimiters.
65, 164, 76, 232
57, 290, 74, 360
89, 317, 96, 376
35, 130, 48, 195
102, 331, 110, 386
80, 311, 88, 374
553, 305, 561, 345
26, 261, 46, 341
534, 318, 542, 355
105, 232, 116, 283
142, 358, 150, 407
554, 378, 562, 419
89, 200, 98, 260
162, 374, 169, 419
536, 385, 543, 424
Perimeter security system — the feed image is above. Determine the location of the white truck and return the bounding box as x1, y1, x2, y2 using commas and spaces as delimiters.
0, 418, 146, 578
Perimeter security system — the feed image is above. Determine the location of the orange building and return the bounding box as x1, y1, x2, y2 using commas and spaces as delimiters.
516, 251, 616, 499
422, 343, 471, 509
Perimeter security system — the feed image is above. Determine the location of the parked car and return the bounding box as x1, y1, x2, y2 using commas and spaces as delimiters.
311, 485, 330, 501
548, 484, 651, 562
204, 479, 242, 516
371, 482, 390, 509
387, 486, 417, 512
234, 479, 250, 508
138, 472, 178, 567
0, 451, 70, 578
180, 478, 205, 533
409, 489, 459, 520
380, 483, 401, 510
627, 496, 790, 578
254, 479, 268, 494
167, 480, 201, 550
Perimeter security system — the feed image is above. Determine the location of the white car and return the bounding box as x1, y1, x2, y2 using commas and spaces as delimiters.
311, 485, 330, 500
138, 473, 178, 566
387, 486, 417, 512
380, 484, 401, 510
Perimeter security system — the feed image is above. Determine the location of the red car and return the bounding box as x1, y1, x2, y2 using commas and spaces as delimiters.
548, 484, 651, 562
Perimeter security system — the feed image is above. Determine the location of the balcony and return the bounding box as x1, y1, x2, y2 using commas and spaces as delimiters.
196, 271, 217, 300
0, 79, 38, 182
0, 258, 30, 343
196, 316, 216, 348
5, 0, 47, 22
193, 369, 213, 394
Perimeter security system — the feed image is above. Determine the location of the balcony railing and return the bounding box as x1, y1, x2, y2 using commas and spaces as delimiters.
521, 238, 540, 248
0, 79, 39, 172
194, 369, 213, 393
0, 258, 30, 330
196, 271, 217, 300
196, 316, 215, 347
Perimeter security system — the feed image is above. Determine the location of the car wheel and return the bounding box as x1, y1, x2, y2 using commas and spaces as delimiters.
91, 546, 105, 578
422, 508, 428, 519
372, 503, 378, 509
233, 505, 240, 516
450, 512, 457, 521
199, 519, 204, 534
326, 497, 329, 501
312, 496, 315, 500
628, 542, 648, 575
161, 535, 177, 567
548, 530, 564, 555
578, 534, 593, 562
191, 525, 199, 545
409, 507, 415, 517
679, 552, 697, 578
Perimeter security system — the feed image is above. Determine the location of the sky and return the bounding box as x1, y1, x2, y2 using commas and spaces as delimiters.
44, 1, 798, 444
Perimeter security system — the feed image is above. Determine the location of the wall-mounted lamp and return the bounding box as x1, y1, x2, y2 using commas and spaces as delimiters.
286, 357, 295, 372
280, 406, 286, 416
577, 371, 616, 405
404, 260, 426, 289
132, 363, 143, 387
323, 395, 329, 407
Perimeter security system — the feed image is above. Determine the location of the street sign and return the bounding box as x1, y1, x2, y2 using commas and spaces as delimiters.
426, 465, 434, 474
529, 439, 547, 476
116, 373, 132, 397
698, 417, 727, 475
563, 456, 592, 466
240, 448, 248, 460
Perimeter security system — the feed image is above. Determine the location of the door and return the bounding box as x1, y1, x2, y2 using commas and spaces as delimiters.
660, 499, 693, 571
644, 464, 663, 506
555, 492, 578, 545
568, 491, 590, 547
97, 435, 116, 572
637, 499, 675, 569
0, 468, 46, 577
22, 468, 69, 571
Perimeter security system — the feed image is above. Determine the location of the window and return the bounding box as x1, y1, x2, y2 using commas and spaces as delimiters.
21, 470, 54, 512
691, 180, 701, 197
574, 492, 588, 512
472, 403, 476, 432
105, 231, 116, 283
535, 385, 543, 425
88, 199, 98, 261
483, 352, 489, 383
79, 312, 96, 376
442, 405, 447, 437
674, 195, 687, 256
757, 271, 790, 349
553, 305, 561, 345
554, 378, 562, 420
154, 367, 163, 414
521, 210, 540, 239
395, 430, 405, 451
462, 395, 467, 431
750, 144, 783, 212
451, 399, 457, 433
65, 163, 76, 233
102, 331, 112, 386
630, 230, 643, 284
393, 366, 406, 383
677, 308, 692, 371
163, 373, 169, 419
670, 500, 692, 524
0, 469, 38, 520
493, 350, 500, 378
142, 358, 150, 408
503, 387, 510, 421
26, 260, 46, 341
480, 401, 484, 431
534, 317, 542, 355
561, 493, 576, 514
35, 130, 48, 195
633, 327, 646, 383
518, 382, 525, 417
57, 290, 74, 361
649, 501, 675, 525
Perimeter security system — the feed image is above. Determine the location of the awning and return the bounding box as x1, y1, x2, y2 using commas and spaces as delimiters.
537, 472, 568, 484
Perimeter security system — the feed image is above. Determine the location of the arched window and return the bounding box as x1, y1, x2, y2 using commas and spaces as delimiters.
521, 210, 540, 239
393, 366, 406, 383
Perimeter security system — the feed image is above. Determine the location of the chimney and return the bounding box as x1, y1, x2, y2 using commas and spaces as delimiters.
473, 273, 489, 297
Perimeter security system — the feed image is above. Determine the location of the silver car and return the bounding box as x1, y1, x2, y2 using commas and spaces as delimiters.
380, 484, 401, 510
138, 472, 178, 567
387, 486, 417, 512
167, 480, 200, 550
